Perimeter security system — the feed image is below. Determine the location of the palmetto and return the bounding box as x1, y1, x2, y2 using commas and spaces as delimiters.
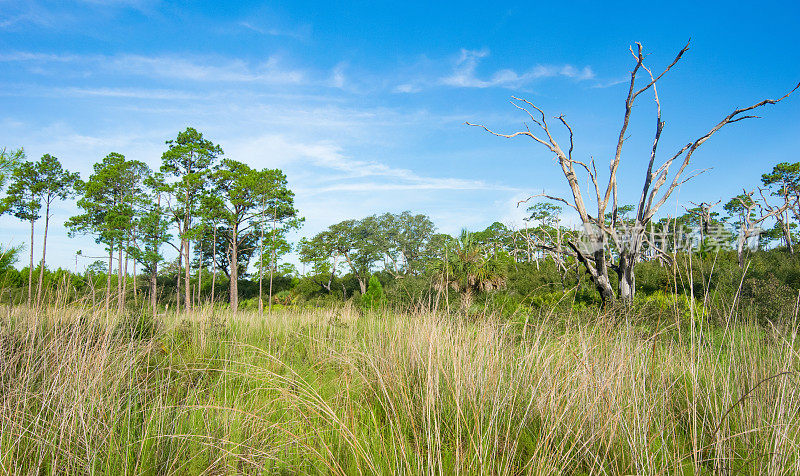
435, 230, 506, 313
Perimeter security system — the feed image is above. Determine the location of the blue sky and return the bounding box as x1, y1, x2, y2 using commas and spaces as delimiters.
1, 0, 799, 271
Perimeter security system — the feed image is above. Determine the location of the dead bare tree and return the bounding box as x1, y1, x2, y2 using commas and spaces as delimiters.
731, 189, 794, 267
685, 200, 722, 245
468, 41, 798, 304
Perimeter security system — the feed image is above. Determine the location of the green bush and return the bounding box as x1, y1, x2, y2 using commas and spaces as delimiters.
361, 275, 386, 311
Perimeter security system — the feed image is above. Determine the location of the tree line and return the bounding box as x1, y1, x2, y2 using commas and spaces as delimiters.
1, 143, 799, 315
0, 128, 300, 316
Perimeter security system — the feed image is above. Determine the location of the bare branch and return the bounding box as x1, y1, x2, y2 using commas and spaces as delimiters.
636, 62, 664, 225
556, 114, 575, 161
646, 82, 799, 219
605, 40, 691, 218
512, 96, 555, 144
464, 121, 552, 149
510, 101, 544, 130
572, 158, 601, 203
516, 192, 579, 213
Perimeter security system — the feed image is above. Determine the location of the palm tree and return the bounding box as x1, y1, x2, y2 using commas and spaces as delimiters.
435, 230, 506, 314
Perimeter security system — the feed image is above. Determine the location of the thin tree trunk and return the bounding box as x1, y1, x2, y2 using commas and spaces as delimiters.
117, 243, 124, 315
150, 270, 157, 317
737, 231, 746, 269
106, 245, 113, 318
176, 251, 181, 315
782, 214, 793, 253
197, 245, 202, 306
132, 254, 138, 305
259, 218, 264, 317
27, 219, 34, 307
269, 217, 276, 314
230, 225, 239, 315
122, 236, 129, 308
184, 207, 191, 312
211, 225, 217, 308
35, 202, 50, 306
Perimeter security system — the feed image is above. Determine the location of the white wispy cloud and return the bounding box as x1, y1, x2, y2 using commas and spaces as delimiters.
109, 54, 306, 84
224, 134, 519, 195
238, 21, 310, 40
440, 48, 594, 89
327, 62, 347, 88
56, 86, 202, 100
0, 50, 307, 85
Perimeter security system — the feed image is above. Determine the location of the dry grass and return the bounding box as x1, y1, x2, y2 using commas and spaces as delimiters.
1, 303, 799, 474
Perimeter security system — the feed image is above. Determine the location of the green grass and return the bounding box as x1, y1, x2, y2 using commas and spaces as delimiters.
1, 304, 799, 474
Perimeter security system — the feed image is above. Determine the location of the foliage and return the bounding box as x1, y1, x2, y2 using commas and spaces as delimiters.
361, 275, 386, 311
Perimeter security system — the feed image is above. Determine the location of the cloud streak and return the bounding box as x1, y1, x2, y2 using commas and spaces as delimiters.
440, 48, 594, 88
395, 48, 595, 93
0, 50, 307, 85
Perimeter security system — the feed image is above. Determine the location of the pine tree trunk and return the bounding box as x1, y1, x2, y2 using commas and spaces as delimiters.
132, 257, 138, 305
122, 237, 129, 308
197, 247, 202, 306
184, 210, 191, 312
269, 217, 276, 314
150, 271, 157, 317
27, 219, 35, 307
176, 251, 181, 315
106, 245, 113, 318
230, 224, 239, 315
117, 244, 124, 315
35, 202, 50, 306
259, 218, 264, 317
211, 225, 217, 308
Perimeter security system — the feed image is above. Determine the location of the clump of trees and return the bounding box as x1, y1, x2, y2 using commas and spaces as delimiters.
1, 128, 301, 314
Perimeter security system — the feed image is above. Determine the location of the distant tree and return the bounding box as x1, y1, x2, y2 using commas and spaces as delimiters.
0, 147, 25, 208
520, 202, 566, 271
133, 175, 171, 316
197, 192, 225, 307
208, 159, 262, 314
434, 230, 506, 314
298, 234, 339, 293
374, 211, 435, 277
761, 162, 800, 253
253, 168, 302, 315
3, 160, 42, 305
328, 218, 382, 294
527, 202, 562, 228
473, 222, 514, 258
724, 189, 794, 267
67, 153, 147, 315
160, 127, 222, 311
30, 154, 79, 305
681, 200, 723, 247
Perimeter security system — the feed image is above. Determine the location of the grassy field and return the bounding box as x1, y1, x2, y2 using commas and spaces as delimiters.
1, 304, 799, 475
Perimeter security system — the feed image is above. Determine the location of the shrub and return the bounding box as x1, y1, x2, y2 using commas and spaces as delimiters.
361, 275, 386, 311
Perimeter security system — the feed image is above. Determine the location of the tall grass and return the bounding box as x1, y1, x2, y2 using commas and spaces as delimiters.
1, 302, 799, 474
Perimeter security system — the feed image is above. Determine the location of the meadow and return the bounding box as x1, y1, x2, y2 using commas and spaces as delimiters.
2, 300, 799, 475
